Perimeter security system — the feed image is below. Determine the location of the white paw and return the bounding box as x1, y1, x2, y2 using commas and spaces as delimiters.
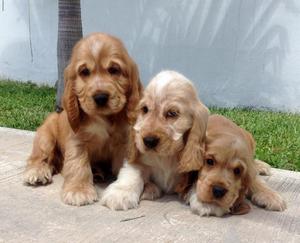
189, 193, 228, 217
101, 184, 140, 210
251, 191, 286, 211
61, 185, 98, 206
141, 182, 162, 201
23, 164, 52, 185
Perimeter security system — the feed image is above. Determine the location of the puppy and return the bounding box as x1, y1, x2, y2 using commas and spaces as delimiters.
101, 70, 209, 210
180, 114, 286, 216
23, 33, 142, 206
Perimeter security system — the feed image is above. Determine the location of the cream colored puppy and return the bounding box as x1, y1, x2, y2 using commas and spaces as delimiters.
101, 70, 209, 210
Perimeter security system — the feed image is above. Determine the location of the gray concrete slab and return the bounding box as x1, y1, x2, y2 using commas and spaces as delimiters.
0, 127, 299, 243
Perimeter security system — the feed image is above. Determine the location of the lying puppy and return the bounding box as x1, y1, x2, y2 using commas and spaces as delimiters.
179, 114, 287, 216
23, 33, 142, 206
101, 70, 209, 210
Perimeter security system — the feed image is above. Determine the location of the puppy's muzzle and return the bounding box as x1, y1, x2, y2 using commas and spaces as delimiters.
143, 136, 160, 149
212, 185, 228, 199
93, 93, 109, 107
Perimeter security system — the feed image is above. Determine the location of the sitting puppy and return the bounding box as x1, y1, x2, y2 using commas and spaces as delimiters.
23, 33, 142, 206
101, 70, 209, 210
179, 114, 287, 216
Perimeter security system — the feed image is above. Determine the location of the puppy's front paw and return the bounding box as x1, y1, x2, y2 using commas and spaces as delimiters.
61, 185, 98, 206
23, 163, 52, 185
255, 159, 271, 176
251, 190, 286, 211
189, 193, 228, 217
101, 184, 140, 210
141, 182, 162, 201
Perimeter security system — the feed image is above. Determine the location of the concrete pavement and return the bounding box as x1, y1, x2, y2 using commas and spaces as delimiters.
0, 127, 299, 243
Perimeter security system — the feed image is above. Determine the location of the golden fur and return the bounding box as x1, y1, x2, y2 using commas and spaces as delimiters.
179, 114, 286, 216
101, 70, 209, 210
23, 33, 142, 206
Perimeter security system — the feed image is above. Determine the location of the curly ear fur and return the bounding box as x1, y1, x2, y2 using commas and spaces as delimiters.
230, 199, 251, 215
175, 171, 199, 201
123, 61, 142, 163
235, 128, 259, 209
126, 61, 143, 125
230, 173, 251, 215
178, 102, 209, 173
242, 129, 256, 156
127, 127, 140, 164
62, 65, 83, 133
241, 129, 259, 180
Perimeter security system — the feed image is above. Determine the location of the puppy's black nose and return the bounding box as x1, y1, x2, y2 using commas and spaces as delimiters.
212, 186, 227, 199
143, 136, 160, 149
93, 93, 109, 106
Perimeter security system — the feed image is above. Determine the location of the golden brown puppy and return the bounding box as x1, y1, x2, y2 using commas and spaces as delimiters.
180, 115, 286, 216
23, 33, 142, 206
101, 70, 208, 210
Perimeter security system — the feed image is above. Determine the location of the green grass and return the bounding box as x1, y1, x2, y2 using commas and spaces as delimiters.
0, 80, 55, 130
210, 107, 300, 171
0, 80, 299, 171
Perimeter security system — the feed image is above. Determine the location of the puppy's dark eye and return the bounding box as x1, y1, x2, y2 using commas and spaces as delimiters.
142, 106, 148, 114
233, 167, 241, 175
166, 110, 178, 118
80, 68, 90, 77
108, 66, 121, 76
206, 159, 215, 166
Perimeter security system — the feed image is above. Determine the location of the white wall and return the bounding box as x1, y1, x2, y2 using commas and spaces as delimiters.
0, 0, 57, 83
0, 0, 300, 112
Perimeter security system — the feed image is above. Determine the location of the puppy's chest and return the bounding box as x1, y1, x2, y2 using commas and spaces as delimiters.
143, 156, 180, 193
84, 119, 128, 156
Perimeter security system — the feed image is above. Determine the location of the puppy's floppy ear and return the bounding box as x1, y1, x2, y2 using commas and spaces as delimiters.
241, 129, 259, 178
230, 200, 251, 215
127, 127, 140, 164
242, 129, 256, 156
231, 174, 251, 215
62, 64, 83, 133
241, 129, 265, 197
175, 171, 199, 201
178, 102, 209, 173
126, 61, 143, 125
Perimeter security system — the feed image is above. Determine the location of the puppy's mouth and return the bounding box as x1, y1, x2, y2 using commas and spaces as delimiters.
92, 92, 126, 115
197, 180, 238, 210
141, 135, 178, 156
142, 136, 160, 150
138, 140, 161, 156
134, 123, 183, 156
93, 92, 110, 107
